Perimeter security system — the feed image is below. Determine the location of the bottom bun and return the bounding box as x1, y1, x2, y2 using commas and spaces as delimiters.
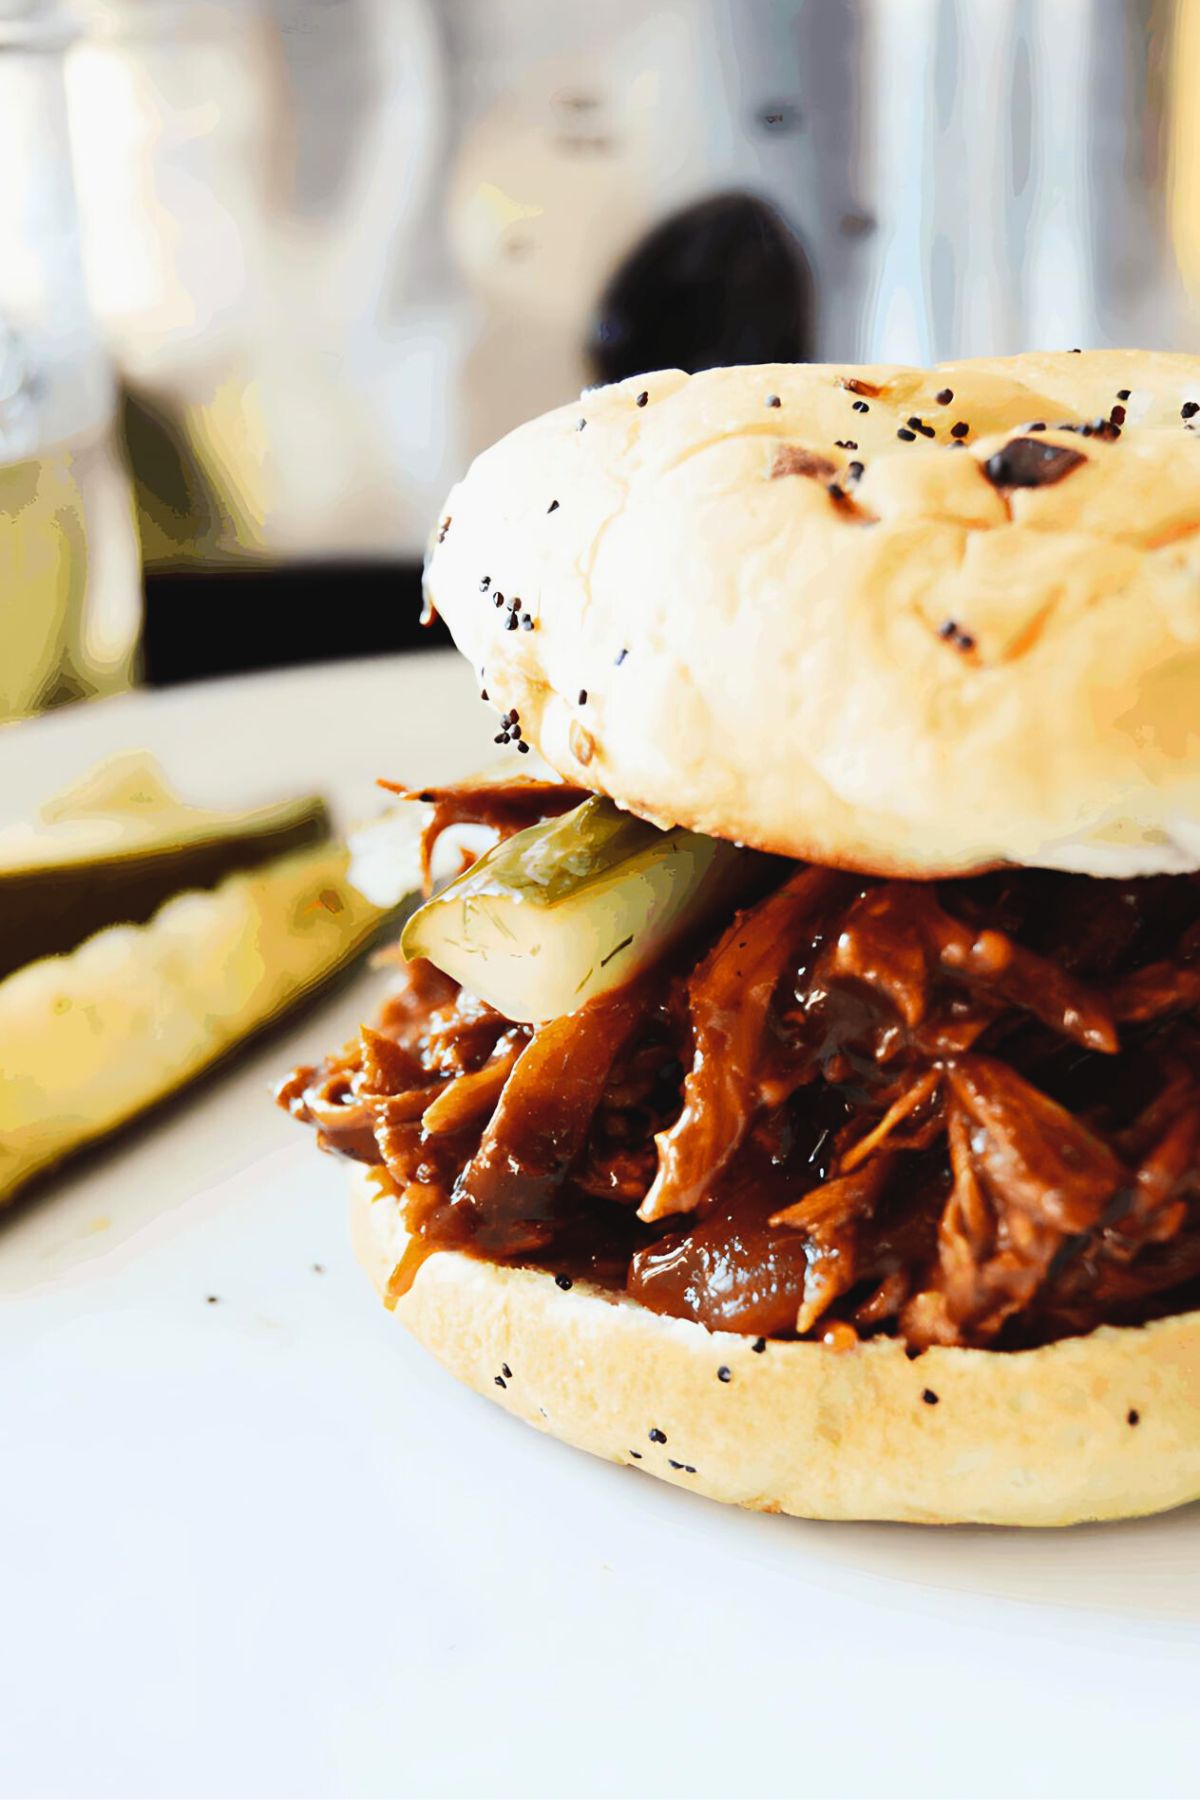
350, 1166, 1200, 1527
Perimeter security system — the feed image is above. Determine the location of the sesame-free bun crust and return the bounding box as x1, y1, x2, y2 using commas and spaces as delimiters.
351, 1166, 1200, 1527
426, 351, 1200, 878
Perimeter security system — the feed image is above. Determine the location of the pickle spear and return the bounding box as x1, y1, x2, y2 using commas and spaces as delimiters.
0, 752, 329, 980
400, 796, 763, 1022
0, 841, 391, 1204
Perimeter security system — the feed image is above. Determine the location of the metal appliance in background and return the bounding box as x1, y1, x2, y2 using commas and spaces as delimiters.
57, 0, 1197, 669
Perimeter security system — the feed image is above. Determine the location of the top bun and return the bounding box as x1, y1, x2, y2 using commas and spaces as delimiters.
425, 352, 1200, 878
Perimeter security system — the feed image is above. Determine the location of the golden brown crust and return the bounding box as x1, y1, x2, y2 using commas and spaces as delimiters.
425, 351, 1200, 878
351, 1166, 1200, 1527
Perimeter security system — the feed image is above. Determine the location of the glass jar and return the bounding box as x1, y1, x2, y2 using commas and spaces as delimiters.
0, 2, 140, 720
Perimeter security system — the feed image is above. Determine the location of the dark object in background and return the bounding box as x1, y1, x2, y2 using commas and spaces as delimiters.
127, 383, 444, 683
122, 390, 225, 568
588, 191, 814, 384
143, 562, 442, 685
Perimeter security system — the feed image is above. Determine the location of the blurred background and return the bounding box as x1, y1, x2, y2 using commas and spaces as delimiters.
2, 0, 1198, 715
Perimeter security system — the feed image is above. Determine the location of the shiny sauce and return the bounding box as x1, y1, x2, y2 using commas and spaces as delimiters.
278, 791, 1200, 1351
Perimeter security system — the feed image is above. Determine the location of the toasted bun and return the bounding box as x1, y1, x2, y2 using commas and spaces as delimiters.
426, 351, 1200, 878
351, 1165, 1200, 1527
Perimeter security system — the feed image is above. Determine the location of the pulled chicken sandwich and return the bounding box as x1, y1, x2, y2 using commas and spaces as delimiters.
279, 352, 1200, 1526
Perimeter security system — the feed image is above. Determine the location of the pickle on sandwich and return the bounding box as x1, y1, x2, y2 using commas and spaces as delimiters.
400, 795, 763, 1022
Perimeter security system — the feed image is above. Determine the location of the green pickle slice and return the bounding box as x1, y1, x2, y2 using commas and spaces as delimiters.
0, 752, 329, 980
401, 795, 760, 1021
0, 841, 393, 1204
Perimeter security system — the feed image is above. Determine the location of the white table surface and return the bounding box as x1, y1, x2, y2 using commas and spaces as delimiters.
0, 653, 1196, 1800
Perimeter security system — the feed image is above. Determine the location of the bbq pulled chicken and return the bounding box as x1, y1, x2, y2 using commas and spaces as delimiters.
278, 789, 1200, 1352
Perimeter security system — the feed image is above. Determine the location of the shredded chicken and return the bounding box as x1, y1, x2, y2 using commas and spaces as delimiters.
639, 866, 847, 1221
378, 778, 587, 889
278, 787, 1200, 1352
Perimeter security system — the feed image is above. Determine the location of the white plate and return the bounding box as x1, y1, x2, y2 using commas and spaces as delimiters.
0, 655, 1196, 1800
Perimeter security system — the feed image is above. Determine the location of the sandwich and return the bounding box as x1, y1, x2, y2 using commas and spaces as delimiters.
279, 351, 1200, 1525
